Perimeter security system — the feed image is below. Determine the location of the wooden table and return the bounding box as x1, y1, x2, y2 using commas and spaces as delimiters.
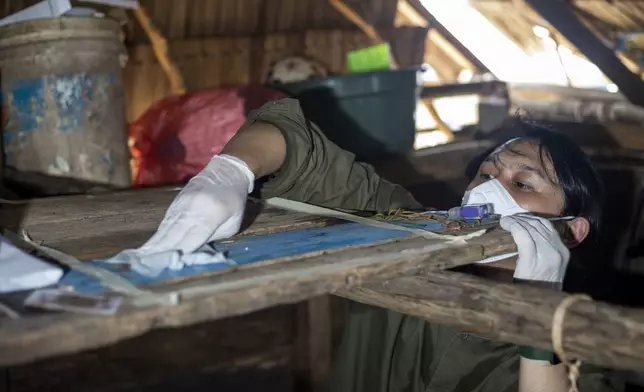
2, 188, 644, 374
0, 188, 514, 366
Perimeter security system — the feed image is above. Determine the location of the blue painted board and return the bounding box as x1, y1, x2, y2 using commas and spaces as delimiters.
59, 213, 494, 295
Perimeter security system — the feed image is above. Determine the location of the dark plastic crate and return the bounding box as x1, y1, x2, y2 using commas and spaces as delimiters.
278, 68, 422, 162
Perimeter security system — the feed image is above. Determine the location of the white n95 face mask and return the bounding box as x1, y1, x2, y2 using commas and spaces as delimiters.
461, 179, 529, 217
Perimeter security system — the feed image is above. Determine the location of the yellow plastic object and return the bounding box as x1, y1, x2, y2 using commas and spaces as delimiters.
347, 43, 393, 73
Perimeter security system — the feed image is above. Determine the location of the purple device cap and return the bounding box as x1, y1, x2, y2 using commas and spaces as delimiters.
459, 204, 492, 219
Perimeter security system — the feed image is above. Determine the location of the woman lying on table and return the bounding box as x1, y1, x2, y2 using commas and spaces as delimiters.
133, 99, 622, 392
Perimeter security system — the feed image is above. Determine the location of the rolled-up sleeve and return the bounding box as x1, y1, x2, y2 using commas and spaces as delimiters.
243, 98, 421, 212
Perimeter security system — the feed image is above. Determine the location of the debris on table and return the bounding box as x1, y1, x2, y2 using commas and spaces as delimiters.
24, 288, 123, 316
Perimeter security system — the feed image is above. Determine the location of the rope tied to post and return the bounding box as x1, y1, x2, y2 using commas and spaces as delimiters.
551, 294, 593, 392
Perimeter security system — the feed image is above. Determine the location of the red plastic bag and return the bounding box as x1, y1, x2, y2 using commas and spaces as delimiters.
130, 84, 287, 186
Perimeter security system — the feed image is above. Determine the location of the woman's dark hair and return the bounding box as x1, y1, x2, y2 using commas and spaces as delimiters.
466, 116, 605, 238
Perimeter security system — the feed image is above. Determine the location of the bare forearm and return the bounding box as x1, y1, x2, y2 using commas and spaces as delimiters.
519, 357, 568, 392
221, 122, 287, 178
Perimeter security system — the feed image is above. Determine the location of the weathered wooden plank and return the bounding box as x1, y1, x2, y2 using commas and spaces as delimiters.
0, 228, 515, 366
0, 188, 340, 260
339, 272, 644, 371
5, 306, 296, 392
5, 305, 296, 392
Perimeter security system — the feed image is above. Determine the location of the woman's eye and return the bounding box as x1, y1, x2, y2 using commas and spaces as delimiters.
479, 173, 494, 180
513, 181, 533, 191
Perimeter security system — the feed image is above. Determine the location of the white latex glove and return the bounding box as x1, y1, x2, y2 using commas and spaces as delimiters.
107, 244, 230, 277
500, 214, 570, 287
139, 154, 255, 255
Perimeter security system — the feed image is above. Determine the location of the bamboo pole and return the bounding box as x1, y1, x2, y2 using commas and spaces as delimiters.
339, 272, 644, 371
328, 0, 454, 140
132, 7, 186, 96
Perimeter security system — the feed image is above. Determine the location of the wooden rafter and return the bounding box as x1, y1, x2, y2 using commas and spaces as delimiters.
572, 5, 643, 76
472, 0, 643, 78
396, 0, 473, 73
329, 0, 385, 49
427, 29, 476, 72
527, 0, 644, 107
133, 6, 186, 96
405, 0, 492, 76
395, 0, 428, 27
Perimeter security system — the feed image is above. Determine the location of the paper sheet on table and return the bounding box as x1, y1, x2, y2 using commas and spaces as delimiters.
0, 235, 63, 293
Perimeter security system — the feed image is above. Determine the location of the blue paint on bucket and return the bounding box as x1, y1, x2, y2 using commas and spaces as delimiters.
2, 72, 117, 139
99, 151, 116, 178
51, 73, 92, 132
5, 78, 46, 133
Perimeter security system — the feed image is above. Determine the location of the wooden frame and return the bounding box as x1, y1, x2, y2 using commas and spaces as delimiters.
2, 184, 644, 374
1, 187, 644, 372
0, 187, 514, 366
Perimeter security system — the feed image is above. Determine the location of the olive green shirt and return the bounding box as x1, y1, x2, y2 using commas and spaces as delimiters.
244, 98, 623, 392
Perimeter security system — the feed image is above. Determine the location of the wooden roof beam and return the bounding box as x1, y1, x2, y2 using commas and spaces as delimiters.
571, 5, 643, 76
404, 0, 493, 77
526, 0, 644, 107
427, 29, 476, 73
329, 0, 384, 47
395, 0, 428, 27
396, 0, 474, 74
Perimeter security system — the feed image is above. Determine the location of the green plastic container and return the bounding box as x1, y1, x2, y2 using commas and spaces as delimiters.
347, 43, 393, 73
278, 68, 422, 162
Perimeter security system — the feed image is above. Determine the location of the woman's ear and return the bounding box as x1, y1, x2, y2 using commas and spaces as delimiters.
563, 217, 590, 248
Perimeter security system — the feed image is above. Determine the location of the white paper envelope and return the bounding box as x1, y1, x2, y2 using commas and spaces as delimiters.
0, 235, 63, 293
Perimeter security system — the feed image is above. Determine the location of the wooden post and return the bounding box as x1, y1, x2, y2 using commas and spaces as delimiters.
294, 295, 333, 392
